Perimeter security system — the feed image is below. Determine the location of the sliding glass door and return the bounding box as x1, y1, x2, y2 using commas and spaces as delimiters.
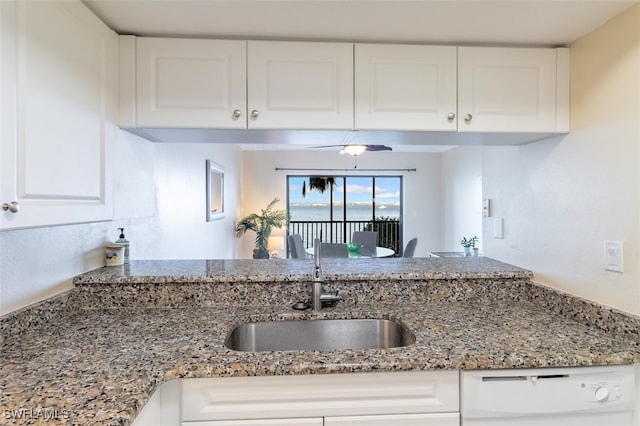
287, 175, 402, 256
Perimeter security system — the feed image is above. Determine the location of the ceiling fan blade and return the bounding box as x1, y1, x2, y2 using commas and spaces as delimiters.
308, 144, 346, 149
308, 144, 392, 152
365, 145, 392, 151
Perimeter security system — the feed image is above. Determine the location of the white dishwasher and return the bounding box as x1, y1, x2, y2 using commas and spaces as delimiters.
461, 365, 635, 426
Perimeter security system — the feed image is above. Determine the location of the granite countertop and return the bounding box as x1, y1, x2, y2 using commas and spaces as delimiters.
2, 258, 640, 425
72, 256, 534, 284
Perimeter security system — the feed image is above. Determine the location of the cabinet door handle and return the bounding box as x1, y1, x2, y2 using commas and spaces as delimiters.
250, 110, 259, 119
447, 112, 456, 120
232, 109, 241, 119
2, 201, 20, 213
464, 114, 473, 122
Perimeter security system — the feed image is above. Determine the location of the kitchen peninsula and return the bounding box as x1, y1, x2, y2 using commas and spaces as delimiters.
1, 257, 639, 425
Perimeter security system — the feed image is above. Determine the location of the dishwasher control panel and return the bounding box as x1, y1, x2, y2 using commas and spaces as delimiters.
580, 378, 625, 403
461, 365, 635, 422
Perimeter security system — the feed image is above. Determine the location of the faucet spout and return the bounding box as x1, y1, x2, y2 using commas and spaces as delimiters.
313, 238, 324, 283
311, 238, 340, 311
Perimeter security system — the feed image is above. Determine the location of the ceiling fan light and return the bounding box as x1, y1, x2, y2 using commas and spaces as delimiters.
343, 144, 367, 156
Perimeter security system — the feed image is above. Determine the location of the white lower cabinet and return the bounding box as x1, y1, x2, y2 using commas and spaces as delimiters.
180, 371, 459, 426
133, 379, 181, 426
185, 414, 458, 426
324, 413, 459, 425
183, 419, 322, 426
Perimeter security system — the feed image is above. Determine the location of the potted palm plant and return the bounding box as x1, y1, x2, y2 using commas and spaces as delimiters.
234, 198, 287, 259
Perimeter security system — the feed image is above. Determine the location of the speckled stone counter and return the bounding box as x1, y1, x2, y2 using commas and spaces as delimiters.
2, 258, 640, 425
71, 256, 534, 284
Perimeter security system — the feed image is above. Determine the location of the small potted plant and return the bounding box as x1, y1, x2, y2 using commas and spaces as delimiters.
460, 236, 479, 256
234, 198, 287, 259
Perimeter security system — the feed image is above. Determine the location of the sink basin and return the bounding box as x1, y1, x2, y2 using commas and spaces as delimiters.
225, 318, 415, 352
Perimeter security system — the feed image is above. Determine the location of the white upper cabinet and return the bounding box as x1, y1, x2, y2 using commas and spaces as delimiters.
247, 41, 354, 129
129, 39, 353, 130
135, 38, 247, 128
354, 44, 457, 131
1, 1, 117, 230
457, 46, 567, 133
121, 37, 569, 137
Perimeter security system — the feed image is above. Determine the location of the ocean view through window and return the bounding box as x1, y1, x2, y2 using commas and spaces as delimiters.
287, 175, 403, 256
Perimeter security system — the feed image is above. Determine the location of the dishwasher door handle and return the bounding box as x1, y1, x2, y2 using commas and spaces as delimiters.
481, 374, 569, 382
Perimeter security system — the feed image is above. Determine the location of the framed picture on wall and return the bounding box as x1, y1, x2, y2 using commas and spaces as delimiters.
206, 160, 224, 221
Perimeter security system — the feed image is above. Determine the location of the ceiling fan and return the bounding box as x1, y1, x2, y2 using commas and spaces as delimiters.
309, 130, 393, 156
309, 144, 392, 156
309, 143, 392, 168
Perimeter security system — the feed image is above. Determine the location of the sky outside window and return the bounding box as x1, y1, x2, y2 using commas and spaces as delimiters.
288, 176, 400, 221
346, 176, 373, 221
374, 177, 402, 219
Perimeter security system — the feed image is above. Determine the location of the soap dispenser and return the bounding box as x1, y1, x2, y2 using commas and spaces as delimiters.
115, 228, 130, 264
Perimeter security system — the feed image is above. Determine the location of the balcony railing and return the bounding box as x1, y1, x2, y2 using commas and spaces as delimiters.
288, 220, 401, 256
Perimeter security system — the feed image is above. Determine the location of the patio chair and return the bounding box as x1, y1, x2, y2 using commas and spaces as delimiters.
319, 242, 349, 258
352, 231, 378, 256
288, 234, 306, 259
403, 238, 418, 258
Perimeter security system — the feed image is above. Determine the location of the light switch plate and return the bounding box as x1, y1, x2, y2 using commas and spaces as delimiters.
482, 199, 491, 217
604, 240, 623, 273
493, 217, 503, 239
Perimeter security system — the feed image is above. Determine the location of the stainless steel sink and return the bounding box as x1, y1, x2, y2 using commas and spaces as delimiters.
225, 318, 416, 352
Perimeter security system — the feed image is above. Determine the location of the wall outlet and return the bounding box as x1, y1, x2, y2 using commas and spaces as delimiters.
604, 240, 624, 273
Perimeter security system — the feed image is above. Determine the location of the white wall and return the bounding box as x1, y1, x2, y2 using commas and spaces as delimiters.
482, 4, 640, 315
441, 146, 483, 252
238, 149, 442, 259
0, 140, 485, 314
0, 130, 243, 314
137, 143, 242, 260
0, 130, 154, 315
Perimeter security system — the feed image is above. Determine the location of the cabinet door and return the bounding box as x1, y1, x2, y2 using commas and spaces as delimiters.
457, 47, 558, 132
183, 372, 459, 423
182, 419, 322, 426
136, 38, 247, 128
247, 41, 353, 129
0, 1, 117, 229
355, 44, 457, 131
325, 413, 459, 426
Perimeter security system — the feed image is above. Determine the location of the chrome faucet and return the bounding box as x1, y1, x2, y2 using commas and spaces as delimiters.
311, 238, 340, 311
313, 237, 325, 283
